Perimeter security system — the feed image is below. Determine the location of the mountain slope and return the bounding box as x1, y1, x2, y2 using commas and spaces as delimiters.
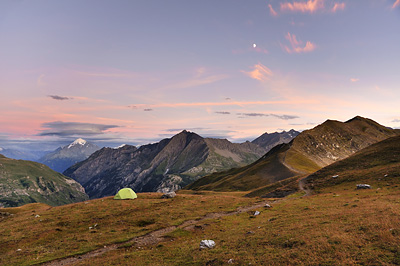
187, 116, 398, 191
64, 131, 266, 198
39, 138, 100, 173
302, 134, 400, 192
0, 154, 88, 207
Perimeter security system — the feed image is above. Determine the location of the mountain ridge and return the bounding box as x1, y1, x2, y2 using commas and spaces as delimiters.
186, 116, 398, 192
63, 129, 294, 198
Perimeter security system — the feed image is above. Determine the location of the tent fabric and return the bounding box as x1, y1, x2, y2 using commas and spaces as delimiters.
114, 188, 137, 200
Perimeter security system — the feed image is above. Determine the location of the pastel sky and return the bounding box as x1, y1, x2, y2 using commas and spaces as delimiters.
1, 0, 399, 150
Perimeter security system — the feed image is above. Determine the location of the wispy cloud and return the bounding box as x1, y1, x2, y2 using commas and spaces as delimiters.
283, 32, 316, 53
215, 111, 231, 115
280, 0, 324, 13
238, 113, 268, 117
48, 95, 71, 101
161, 74, 228, 90
332, 2, 345, 12
241, 63, 273, 81
350, 78, 359, 82
392, 119, 400, 123
237, 113, 299, 120
268, 4, 279, 16
393, 0, 400, 9
271, 114, 299, 120
38, 121, 119, 137
144, 109, 153, 112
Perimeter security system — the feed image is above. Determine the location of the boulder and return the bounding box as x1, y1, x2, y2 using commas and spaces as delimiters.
161, 191, 176, 199
356, 184, 371, 189
199, 240, 215, 249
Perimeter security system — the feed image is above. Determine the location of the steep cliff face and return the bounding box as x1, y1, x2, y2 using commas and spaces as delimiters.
64, 131, 266, 198
187, 116, 398, 192
0, 154, 88, 207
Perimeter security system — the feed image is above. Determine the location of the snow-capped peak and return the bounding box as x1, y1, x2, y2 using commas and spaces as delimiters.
68, 138, 87, 148
114, 144, 127, 149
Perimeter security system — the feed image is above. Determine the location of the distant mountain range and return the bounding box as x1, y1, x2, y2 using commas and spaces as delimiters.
251, 129, 299, 150
186, 116, 398, 192
0, 147, 48, 161
38, 138, 100, 173
0, 154, 88, 207
63, 130, 298, 198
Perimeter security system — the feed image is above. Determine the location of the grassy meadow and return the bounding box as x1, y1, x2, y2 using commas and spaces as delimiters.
1, 183, 400, 265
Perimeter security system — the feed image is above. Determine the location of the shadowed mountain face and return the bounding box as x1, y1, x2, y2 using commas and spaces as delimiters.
302, 134, 400, 192
38, 138, 100, 173
64, 131, 266, 198
186, 116, 398, 192
251, 129, 299, 151
0, 154, 88, 207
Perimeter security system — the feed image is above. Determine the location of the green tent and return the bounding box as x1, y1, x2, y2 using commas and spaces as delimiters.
114, 188, 137, 200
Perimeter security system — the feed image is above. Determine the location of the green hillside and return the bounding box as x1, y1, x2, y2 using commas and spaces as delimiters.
0, 155, 88, 207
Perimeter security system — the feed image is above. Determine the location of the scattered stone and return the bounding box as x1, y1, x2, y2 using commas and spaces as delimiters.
199, 240, 215, 249
161, 192, 176, 199
17, 249, 22, 252
264, 204, 272, 208
35, 214, 40, 218
384, 174, 388, 177
332, 175, 339, 178
246, 231, 255, 235
228, 259, 234, 264
253, 211, 260, 216
356, 184, 371, 189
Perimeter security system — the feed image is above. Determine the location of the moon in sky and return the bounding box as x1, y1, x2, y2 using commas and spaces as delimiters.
253, 43, 257, 48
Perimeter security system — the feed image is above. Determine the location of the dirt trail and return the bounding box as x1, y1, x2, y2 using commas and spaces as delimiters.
298, 177, 312, 196
41, 200, 273, 266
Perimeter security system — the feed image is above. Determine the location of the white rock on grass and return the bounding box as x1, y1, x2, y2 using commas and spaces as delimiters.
161, 192, 176, 199
199, 240, 215, 249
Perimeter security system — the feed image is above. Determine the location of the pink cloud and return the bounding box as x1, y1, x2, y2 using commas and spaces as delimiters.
350, 78, 359, 82
393, 0, 400, 9
241, 63, 273, 81
280, 0, 324, 13
332, 2, 345, 12
268, 4, 278, 16
283, 33, 316, 53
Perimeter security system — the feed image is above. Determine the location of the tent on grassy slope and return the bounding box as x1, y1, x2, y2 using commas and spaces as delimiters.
114, 188, 137, 200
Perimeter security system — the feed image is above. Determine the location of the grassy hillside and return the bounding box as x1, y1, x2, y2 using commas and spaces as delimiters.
186, 143, 299, 191
187, 116, 398, 192
0, 155, 88, 207
303, 134, 400, 193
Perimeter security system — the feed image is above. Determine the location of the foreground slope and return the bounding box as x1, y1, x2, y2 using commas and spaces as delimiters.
187, 116, 398, 191
0, 155, 88, 207
2, 187, 400, 265
64, 131, 265, 198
